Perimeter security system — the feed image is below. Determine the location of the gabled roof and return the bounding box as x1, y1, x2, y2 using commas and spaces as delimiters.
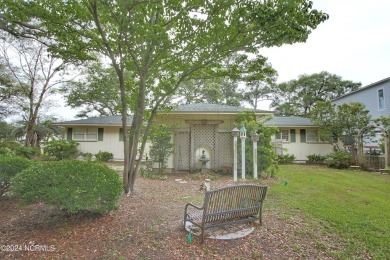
332, 76, 390, 102
56, 115, 133, 126
168, 103, 273, 114
264, 116, 314, 127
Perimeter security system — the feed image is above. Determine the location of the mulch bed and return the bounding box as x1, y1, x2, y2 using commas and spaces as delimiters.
1, 173, 345, 259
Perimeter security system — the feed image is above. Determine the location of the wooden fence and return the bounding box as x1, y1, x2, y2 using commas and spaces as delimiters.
362, 155, 385, 169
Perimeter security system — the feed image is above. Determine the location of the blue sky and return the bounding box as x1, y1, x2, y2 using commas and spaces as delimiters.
262, 0, 390, 87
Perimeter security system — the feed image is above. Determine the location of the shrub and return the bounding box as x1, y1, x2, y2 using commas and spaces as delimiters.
307, 154, 327, 163
0, 156, 34, 197
148, 124, 174, 174
81, 152, 94, 162
326, 151, 353, 169
0, 147, 15, 156
15, 146, 40, 159
11, 160, 122, 213
95, 151, 114, 162
278, 154, 296, 164
43, 140, 80, 160
0, 141, 23, 151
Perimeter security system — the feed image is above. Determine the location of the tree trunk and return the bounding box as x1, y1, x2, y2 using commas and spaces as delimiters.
126, 74, 147, 193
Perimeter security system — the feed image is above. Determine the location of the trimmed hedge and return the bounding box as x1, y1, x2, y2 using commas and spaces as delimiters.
43, 140, 80, 160
11, 160, 122, 213
0, 156, 34, 197
326, 151, 353, 169
278, 153, 296, 164
95, 151, 114, 162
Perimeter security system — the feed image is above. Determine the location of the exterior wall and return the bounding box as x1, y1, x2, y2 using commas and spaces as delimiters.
332, 81, 390, 119
65, 126, 150, 161
280, 142, 334, 161
273, 127, 334, 161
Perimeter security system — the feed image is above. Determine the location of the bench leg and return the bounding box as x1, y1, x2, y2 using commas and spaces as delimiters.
201, 229, 205, 244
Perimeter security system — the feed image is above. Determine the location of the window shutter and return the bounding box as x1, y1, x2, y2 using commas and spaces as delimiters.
290, 129, 296, 142
119, 128, 123, 141
300, 129, 306, 143
67, 128, 73, 140
98, 128, 104, 141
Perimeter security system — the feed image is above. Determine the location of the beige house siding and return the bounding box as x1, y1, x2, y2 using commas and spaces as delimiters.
273, 127, 334, 161
65, 126, 150, 161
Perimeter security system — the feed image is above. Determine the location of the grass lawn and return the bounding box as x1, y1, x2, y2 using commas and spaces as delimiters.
267, 164, 390, 259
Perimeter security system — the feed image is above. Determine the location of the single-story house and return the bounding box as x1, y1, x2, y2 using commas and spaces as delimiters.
57, 103, 334, 171
264, 116, 335, 160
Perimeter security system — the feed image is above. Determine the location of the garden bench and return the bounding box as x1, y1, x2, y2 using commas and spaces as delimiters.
183, 184, 268, 243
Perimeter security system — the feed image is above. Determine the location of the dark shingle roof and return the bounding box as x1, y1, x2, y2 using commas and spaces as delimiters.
57, 104, 272, 126
170, 103, 272, 113
56, 115, 133, 126
264, 116, 314, 127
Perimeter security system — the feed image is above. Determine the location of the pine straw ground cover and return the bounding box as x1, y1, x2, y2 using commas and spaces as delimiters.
0, 165, 374, 259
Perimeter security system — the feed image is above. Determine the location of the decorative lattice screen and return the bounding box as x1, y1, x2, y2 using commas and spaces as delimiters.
175, 131, 190, 170
216, 132, 233, 168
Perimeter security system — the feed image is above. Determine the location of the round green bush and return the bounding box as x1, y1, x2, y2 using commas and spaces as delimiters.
326, 151, 352, 168
15, 146, 40, 159
43, 140, 80, 160
11, 160, 122, 213
0, 156, 34, 197
95, 151, 114, 162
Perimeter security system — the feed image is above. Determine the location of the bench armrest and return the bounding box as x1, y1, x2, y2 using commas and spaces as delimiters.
184, 202, 204, 212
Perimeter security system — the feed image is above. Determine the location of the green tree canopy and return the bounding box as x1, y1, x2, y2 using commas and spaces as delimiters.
271, 72, 361, 116
0, 0, 328, 193
309, 101, 371, 150
63, 62, 126, 118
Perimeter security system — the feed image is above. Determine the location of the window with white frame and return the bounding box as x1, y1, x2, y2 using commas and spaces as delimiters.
378, 89, 385, 110
281, 129, 289, 141
73, 127, 98, 141
306, 129, 319, 142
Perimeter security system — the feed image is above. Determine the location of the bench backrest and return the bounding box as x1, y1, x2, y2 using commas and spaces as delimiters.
203, 184, 268, 223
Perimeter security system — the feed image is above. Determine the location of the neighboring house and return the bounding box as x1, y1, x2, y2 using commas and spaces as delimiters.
332, 76, 390, 119
57, 103, 334, 170
264, 116, 334, 161
332, 77, 390, 150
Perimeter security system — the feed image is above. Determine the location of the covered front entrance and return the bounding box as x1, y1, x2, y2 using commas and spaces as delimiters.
174, 121, 232, 171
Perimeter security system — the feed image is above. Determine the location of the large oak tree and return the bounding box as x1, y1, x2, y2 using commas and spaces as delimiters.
1, 0, 328, 193
271, 71, 361, 116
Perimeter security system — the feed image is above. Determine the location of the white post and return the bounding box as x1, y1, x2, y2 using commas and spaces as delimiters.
240, 126, 247, 180
253, 140, 258, 179
233, 136, 238, 182
384, 134, 389, 168
205, 179, 211, 191
232, 128, 239, 182
251, 132, 259, 180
